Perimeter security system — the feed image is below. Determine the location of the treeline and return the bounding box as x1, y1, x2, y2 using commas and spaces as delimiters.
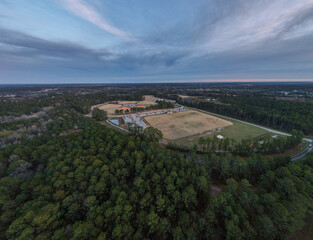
201, 150, 313, 239
0, 97, 53, 117
153, 100, 175, 109
176, 95, 313, 135
0, 92, 143, 117
197, 130, 303, 155
0, 117, 45, 131
167, 130, 303, 155
62, 93, 142, 114
91, 108, 108, 121
204, 152, 290, 184
205, 163, 312, 240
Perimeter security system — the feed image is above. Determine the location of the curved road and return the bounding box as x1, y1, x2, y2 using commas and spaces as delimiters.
291, 143, 313, 161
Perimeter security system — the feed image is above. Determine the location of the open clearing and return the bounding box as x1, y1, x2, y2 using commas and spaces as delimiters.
144, 95, 160, 102
173, 121, 270, 147
97, 99, 157, 114
178, 95, 191, 99
209, 121, 269, 140
144, 110, 232, 140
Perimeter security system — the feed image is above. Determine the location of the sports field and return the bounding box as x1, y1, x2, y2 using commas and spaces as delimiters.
173, 121, 270, 147
144, 110, 233, 140
178, 95, 191, 99
144, 95, 160, 102
97, 98, 157, 114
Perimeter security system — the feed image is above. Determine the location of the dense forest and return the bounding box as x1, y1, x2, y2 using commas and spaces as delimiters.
0, 109, 312, 239
0, 91, 142, 117
0, 85, 312, 239
0, 111, 211, 239
175, 95, 313, 135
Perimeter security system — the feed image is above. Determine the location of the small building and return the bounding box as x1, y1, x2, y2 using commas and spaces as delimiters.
217, 135, 224, 139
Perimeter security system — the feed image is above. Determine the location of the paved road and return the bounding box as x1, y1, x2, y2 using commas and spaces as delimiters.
291, 144, 313, 161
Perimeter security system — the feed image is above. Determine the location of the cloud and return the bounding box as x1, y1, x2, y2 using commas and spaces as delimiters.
1, 0, 313, 83
0, 28, 111, 59
58, 0, 135, 41
1, 23, 313, 82
190, 0, 313, 54
0, 28, 185, 75
277, 3, 313, 38
138, 0, 313, 59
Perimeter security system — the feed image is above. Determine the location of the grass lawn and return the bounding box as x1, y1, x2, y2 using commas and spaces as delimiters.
210, 121, 269, 140
172, 120, 269, 148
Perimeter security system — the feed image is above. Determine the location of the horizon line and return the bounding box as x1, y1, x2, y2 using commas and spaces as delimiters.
1, 79, 313, 85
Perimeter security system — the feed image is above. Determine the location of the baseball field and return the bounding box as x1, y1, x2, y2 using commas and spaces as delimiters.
97, 95, 158, 114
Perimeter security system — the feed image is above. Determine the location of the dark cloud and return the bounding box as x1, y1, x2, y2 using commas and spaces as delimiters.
278, 4, 313, 37
179, 33, 313, 79
0, 28, 186, 78
0, 28, 111, 59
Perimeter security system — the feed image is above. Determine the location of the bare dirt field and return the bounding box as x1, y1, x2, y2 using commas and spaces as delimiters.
144, 110, 233, 140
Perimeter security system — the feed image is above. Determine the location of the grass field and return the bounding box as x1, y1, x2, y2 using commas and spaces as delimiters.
172, 120, 270, 148
210, 121, 269, 140
178, 95, 191, 99
144, 110, 233, 140
144, 95, 160, 102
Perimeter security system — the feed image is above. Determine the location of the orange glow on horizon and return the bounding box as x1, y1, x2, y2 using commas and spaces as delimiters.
155, 79, 313, 83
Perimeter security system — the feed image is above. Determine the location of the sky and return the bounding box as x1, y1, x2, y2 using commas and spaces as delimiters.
1, 0, 313, 84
